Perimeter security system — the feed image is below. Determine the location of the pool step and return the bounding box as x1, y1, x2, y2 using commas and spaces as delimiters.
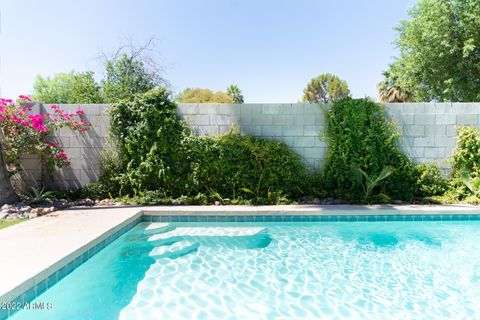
148, 227, 266, 242
149, 241, 199, 259
144, 223, 175, 235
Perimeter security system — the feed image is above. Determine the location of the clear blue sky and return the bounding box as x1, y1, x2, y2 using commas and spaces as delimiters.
0, 0, 415, 102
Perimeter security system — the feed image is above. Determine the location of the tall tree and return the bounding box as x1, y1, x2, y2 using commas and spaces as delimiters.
176, 88, 234, 103
386, 0, 480, 102
378, 63, 414, 103
302, 74, 350, 104
226, 84, 244, 103
101, 38, 167, 103
31, 71, 103, 104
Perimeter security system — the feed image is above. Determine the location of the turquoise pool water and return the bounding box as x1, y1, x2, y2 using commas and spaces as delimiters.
11, 220, 480, 319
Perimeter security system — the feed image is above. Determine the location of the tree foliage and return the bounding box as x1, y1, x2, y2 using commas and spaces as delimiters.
386, 0, 480, 102
101, 38, 166, 103
302, 73, 350, 104
226, 84, 244, 103
377, 63, 414, 102
31, 71, 103, 104
176, 88, 234, 103
102, 54, 161, 103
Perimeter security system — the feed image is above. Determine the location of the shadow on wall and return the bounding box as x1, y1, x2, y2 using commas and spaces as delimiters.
19, 103, 109, 191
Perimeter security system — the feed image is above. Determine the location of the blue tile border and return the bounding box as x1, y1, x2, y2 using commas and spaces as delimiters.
2, 217, 140, 320
144, 214, 480, 223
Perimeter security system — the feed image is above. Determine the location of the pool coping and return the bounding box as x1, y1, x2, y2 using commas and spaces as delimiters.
1, 204, 479, 318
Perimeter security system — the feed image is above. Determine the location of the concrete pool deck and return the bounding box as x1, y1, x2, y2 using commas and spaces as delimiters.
0, 204, 479, 316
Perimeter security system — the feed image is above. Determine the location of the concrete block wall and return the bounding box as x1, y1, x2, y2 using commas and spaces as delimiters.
18, 102, 480, 190
19, 104, 110, 190
177, 103, 327, 168
384, 103, 479, 167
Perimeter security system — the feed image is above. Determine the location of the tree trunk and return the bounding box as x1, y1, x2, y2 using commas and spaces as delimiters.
0, 142, 18, 205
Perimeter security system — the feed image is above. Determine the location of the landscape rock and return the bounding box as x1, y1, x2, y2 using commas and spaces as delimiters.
30, 208, 45, 216
19, 206, 31, 213
322, 198, 349, 205
53, 199, 70, 209
73, 198, 95, 206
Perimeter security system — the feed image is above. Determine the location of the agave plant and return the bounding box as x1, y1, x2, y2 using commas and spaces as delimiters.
353, 166, 395, 203
23, 186, 56, 204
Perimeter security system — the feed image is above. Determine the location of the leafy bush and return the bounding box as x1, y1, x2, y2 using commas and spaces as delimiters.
322, 98, 416, 201
79, 182, 111, 200
109, 88, 191, 196
414, 163, 448, 197
185, 133, 310, 203
447, 126, 480, 200
451, 126, 480, 177
107, 89, 310, 203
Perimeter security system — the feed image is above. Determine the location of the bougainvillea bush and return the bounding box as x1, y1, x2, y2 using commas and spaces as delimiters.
0, 96, 91, 175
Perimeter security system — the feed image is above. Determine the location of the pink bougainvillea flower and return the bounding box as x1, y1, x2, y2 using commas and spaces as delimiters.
18, 95, 32, 101
0, 97, 90, 170
55, 151, 68, 160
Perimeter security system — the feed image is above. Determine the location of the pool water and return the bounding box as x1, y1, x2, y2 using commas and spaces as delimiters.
11, 220, 480, 319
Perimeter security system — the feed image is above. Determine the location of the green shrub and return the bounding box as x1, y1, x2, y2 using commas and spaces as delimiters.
109, 88, 191, 196
322, 98, 416, 201
414, 163, 448, 197
107, 89, 311, 203
186, 133, 310, 203
451, 126, 480, 177
448, 126, 480, 200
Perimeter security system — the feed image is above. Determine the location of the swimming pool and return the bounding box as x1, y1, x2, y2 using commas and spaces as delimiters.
10, 217, 480, 319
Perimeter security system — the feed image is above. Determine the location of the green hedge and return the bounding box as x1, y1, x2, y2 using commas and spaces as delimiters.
185, 133, 310, 201
106, 89, 310, 203
109, 89, 191, 196
86, 93, 451, 204
322, 98, 416, 201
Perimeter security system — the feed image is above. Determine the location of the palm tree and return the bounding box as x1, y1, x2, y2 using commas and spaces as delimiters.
378, 70, 413, 103
226, 85, 244, 104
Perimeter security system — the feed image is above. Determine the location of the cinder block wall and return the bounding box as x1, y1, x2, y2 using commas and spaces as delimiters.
18, 103, 480, 190
177, 104, 327, 168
